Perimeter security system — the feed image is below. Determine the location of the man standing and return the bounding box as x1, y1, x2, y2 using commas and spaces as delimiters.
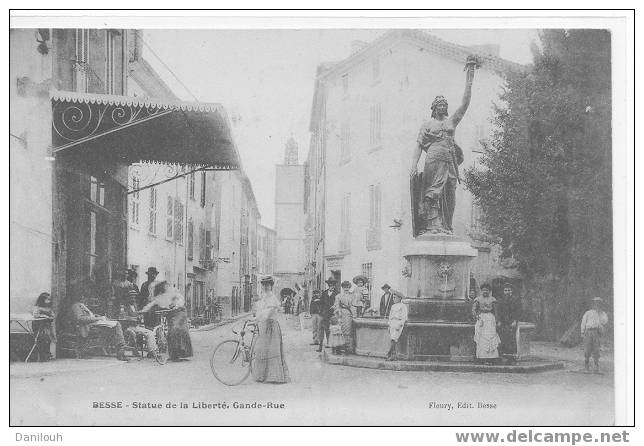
379, 284, 394, 317
309, 290, 322, 346
581, 297, 609, 373
317, 277, 339, 352
111, 268, 132, 319
139, 267, 158, 328
496, 283, 522, 363
127, 269, 140, 309
139, 267, 158, 309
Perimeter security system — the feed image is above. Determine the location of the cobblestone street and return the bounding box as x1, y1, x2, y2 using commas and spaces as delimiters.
10, 313, 614, 426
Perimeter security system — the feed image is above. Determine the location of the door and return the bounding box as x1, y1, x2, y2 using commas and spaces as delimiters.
62, 170, 127, 316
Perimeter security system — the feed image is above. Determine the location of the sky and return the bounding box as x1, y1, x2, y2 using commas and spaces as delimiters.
143, 29, 539, 228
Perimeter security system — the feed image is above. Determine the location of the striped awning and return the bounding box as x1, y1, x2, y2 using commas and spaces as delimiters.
50, 90, 241, 170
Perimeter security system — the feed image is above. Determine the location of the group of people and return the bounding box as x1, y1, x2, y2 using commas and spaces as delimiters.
30, 266, 193, 363
308, 276, 408, 360
470, 283, 522, 364
281, 283, 308, 316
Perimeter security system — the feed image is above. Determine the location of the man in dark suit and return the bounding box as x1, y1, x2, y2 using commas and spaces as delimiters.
139, 267, 158, 328
379, 284, 395, 317
496, 283, 522, 363
69, 295, 129, 361
317, 277, 339, 352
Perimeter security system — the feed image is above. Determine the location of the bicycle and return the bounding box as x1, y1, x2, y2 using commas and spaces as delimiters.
151, 309, 171, 365
210, 319, 258, 386
129, 310, 170, 365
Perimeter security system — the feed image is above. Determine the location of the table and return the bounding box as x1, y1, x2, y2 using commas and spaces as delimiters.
10, 313, 54, 363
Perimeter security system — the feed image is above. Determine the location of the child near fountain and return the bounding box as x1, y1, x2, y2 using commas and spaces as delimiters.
386, 291, 408, 361
328, 314, 345, 354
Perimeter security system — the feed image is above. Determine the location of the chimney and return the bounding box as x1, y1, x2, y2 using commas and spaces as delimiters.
351, 40, 368, 55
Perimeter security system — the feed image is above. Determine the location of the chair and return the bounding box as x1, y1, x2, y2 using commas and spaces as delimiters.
58, 324, 110, 359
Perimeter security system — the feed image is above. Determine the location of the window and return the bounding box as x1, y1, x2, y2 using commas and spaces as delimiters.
340, 193, 351, 252
369, 104, 382, 147
166, 195, 174, 240
89, 210, 97, 279
105, 30, 117, 94
177, 273, 184, 295
367, 184, 382, 250
89, 176, 105, 206
369, 184, 382, 228
340, 119, 351, 162
148, 187, 157, 234
74, 29, 90, 93
189, 173, 195, 200
174, 198, 184, 244
199, 223, 206, 260
205, 230, 212, 260
341, 73, 349, 97
130, 177, 140, 226
200, 171, 207, 208
372, 57, 381, 83
187, 219, 194, 260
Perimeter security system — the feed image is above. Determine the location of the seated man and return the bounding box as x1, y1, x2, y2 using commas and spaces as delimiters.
69, 295, 129, 361
123, 297, 158, 358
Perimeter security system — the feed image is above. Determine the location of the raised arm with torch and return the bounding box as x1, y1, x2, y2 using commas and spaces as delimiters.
409, 55, 480, 237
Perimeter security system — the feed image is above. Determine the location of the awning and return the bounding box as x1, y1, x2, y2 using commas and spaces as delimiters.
50, 90, 241, 170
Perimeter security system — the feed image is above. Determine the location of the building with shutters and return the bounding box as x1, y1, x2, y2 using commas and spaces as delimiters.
10, 28, 242, 337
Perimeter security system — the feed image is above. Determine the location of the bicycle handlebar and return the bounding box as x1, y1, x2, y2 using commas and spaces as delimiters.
232, 319, 257, 335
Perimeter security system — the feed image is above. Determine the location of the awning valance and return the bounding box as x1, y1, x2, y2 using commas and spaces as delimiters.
51, 90, 241, 170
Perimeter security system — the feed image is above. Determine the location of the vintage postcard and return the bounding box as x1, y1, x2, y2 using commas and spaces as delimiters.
8, 10, 633, 430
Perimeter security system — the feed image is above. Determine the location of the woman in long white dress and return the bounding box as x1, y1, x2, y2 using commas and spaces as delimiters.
472, 284, 500, 362
251, 276, 290, 383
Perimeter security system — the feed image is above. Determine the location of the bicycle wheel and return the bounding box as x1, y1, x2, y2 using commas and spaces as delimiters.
210, 340, 251, 386
154, 326, 169, 365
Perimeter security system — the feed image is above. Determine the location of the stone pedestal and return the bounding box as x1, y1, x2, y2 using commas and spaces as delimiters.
402, 235, 477, 324
403, 235, 478, 300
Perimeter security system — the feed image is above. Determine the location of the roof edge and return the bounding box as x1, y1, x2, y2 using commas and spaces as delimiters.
50, 90, 225, 113
318, 29, 525, 81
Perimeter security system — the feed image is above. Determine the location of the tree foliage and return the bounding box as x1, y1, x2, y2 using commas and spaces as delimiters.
464, 30, 612, 338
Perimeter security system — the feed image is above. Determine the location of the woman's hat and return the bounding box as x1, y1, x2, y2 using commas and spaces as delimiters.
260, 276, 275, 285
352, 275, 368, 285
341, 280, 352, 288
325, 276, 337, 284
392, 290, 405, 299
480, 283, 492, 291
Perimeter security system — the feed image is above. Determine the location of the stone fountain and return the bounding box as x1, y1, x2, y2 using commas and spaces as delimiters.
353, 234, 489, 361
345, 55, 539, 367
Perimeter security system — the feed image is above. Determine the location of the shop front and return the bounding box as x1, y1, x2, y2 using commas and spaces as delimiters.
50, 91, 240, 332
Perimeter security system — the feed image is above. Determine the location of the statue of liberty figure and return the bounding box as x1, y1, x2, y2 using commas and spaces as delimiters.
410, 55, 480, 236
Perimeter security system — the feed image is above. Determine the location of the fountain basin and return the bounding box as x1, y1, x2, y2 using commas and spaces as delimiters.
354, 317, 536, 361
